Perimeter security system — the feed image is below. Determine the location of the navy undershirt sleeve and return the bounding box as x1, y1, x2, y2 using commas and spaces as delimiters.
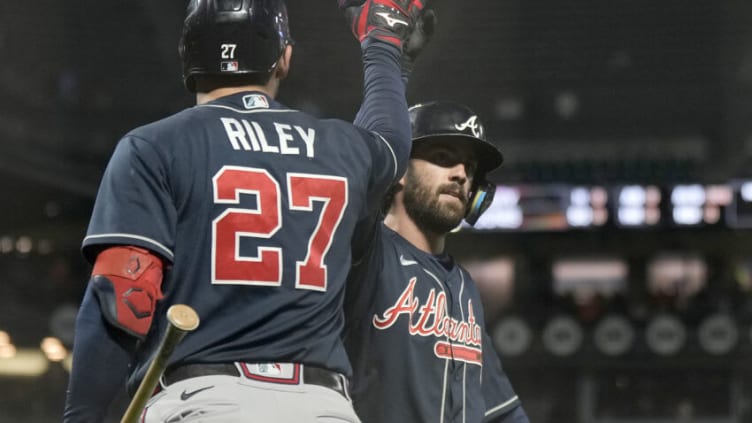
63, 287, 136, 423
353, 39, 411, 179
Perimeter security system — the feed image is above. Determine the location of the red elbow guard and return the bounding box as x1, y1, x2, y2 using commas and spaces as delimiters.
90, 246, 165, 339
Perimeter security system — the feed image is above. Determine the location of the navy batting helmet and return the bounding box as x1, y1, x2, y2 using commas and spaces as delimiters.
179, 0, 293, 93
408, 101, 504, 225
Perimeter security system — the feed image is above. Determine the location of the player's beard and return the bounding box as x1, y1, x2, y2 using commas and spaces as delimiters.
402, 171, 467, 235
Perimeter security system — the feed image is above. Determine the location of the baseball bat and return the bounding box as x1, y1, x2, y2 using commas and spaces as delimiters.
120, 304, 200, 423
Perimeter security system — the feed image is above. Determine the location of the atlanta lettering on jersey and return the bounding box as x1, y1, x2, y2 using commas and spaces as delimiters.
220, 117, 316, 158
372, 278, 483, 365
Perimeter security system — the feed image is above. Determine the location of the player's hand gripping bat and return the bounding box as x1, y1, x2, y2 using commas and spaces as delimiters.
120, 304, 200, 423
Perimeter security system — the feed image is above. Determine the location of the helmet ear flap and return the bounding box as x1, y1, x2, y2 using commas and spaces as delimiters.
465, 180, 495, 226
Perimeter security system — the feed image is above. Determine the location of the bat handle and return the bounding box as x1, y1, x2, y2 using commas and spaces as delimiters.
120, 304, 200, 423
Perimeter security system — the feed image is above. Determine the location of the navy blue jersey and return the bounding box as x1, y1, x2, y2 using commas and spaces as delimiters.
344, 223, 520, 423
83, 91, 401, 390
63, 38, 411, 423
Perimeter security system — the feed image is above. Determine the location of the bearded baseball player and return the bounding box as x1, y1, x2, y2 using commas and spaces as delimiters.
344, 101, 529, 423
62, 0, 432, 421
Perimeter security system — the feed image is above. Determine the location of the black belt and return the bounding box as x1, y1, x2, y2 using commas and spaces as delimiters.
161, 363, 350, 399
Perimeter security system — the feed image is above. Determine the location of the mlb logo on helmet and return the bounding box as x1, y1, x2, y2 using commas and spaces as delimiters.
221, 61, 239, 72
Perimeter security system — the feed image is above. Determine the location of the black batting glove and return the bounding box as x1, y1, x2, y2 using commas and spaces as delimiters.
402, 8, 437, 75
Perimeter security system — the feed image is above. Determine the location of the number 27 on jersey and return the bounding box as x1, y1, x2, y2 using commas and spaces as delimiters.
211, 165, 348, 292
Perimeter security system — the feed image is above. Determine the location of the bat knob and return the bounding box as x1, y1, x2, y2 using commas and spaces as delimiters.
167, 304, 200, 332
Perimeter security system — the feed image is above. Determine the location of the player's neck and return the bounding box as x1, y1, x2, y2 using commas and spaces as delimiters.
196, 85, 276, 105
384, 212, 446, 255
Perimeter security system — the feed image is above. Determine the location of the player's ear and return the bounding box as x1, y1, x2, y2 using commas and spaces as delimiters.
275, 45, 293, 80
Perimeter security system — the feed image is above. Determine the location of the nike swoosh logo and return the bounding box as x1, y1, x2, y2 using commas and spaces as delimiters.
180, 385, 214, 401
399, 255, 417, 266
375, 12, 409, 28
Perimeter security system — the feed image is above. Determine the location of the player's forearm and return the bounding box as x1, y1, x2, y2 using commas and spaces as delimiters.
354, 39, 411, 175
63, 288, 134, 422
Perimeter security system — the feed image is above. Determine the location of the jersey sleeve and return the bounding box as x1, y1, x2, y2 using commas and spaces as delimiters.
486, 405, 530, 423
82, 134, 176, 263
483, 332, 523, 421
350, 125, 402, 214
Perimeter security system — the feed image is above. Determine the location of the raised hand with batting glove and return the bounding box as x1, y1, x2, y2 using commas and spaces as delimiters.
339, 0, 430, 49
402, 8, 437, 75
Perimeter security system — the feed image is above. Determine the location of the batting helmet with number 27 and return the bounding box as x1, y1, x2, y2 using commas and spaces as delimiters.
178, 0, 294, 93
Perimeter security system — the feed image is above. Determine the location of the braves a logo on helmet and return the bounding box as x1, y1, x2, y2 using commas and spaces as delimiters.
372, 278, 483, 365
455, 115, 483, 138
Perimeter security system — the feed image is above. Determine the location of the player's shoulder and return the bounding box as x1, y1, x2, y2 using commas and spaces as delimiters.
297, 112, 370, 140
123, 107, 197, 145
455, 262, 486, 300
456, 260, 472, 276
380, 225, 434, 265
198, 94, 369, 139
450, 256, 477, 278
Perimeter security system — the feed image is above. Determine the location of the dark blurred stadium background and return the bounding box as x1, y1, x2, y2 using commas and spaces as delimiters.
3, 1, 752, 422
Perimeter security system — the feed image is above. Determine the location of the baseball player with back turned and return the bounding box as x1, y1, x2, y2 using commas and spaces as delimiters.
62, 0, 431, 421
344, 101, 530, 423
